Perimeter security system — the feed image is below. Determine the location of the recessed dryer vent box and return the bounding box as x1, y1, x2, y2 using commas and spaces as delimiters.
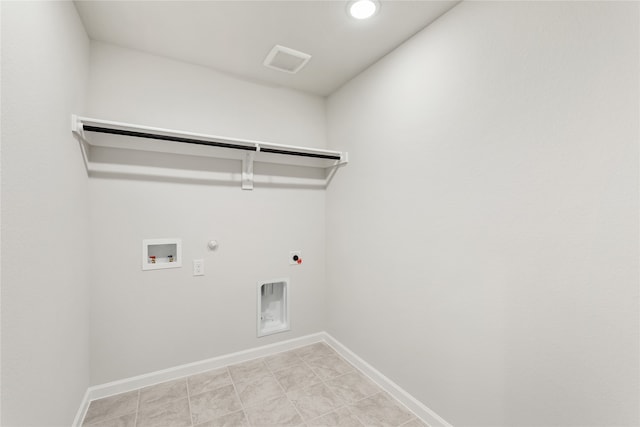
142, 238, 182, 270
257, 278, 290, 337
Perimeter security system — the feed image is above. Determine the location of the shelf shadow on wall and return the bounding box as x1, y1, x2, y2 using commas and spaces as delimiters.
85, 145, 342, 190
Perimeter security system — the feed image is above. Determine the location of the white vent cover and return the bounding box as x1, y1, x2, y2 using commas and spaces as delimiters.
263, 45, 311, 74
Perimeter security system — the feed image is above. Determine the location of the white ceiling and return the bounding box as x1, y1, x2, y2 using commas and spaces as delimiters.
74, 1, 459, 96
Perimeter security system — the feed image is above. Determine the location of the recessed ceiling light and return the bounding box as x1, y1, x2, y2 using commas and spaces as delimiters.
348, 0, 379, 20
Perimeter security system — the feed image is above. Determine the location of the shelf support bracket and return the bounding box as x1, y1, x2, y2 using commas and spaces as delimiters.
242, 152, 255, 190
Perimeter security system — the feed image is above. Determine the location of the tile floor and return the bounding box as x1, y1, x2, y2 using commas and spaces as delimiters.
82, 342, 428, 427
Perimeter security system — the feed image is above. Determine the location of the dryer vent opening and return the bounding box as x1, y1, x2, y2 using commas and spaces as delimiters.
257, 279, 290, 337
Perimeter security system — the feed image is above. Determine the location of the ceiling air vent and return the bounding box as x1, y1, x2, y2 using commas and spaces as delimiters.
263, 45, 311, 74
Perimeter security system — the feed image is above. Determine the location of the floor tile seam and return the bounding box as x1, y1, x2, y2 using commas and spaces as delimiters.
322, 354, 417, 419
267, 342, 315, 359
319, 374, 350, 407
270, 359, 322, 393
279, 360, 353, 424
234, 367, 288, 411
185, 374, 195, 427
189, 357, 271, 422
262, 354, 307, 425
326, 376, 385, 406
256, 354, 315, 427
133, 389, 140, 427
186, 366, 233, 396
343, 390, 390, 426
303, 353, 359, 386
269, 356, 307, 376
83, 390, 140, 427
138, 378, 190, 413
230, 360, 275, 388
228, 367, 251, 425
305, 356, 357, 380
342, 404, 366, 426
397, 416, 421, 427
348, 391, 416, 427
138, 395, 189, 415
286, 394, 306, 426
342, 394, 379, 427
350, 390, 385, 406
323, 370, 379, 402
187, 378, 235, 400
304, 361, 330, 382
298, 354, 318, 376
264, 349, 306, 373
82, 409, 138, 427
315, 367, 363, 405
262, 356, 290, 394
299, 403, 350, 425
241, 394, 300, 427
348, 407, 369, 427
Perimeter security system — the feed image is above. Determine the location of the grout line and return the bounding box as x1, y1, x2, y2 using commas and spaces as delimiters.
228, 366, 248, 426
323, 338, 428, 426
263, 353, 307, 424
398, 416, 421, 427
82, 395, 139, 426
315, 341, 403, 426
287, 346, 353, 424
265, 346, 322, 426
343, 406, 367, 427
189, 367, 242, 425
134, 389, 140, 427
185, 377, 194, 427
346, 391, 387, 426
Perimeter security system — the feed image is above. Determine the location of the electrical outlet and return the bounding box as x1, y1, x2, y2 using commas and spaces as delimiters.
193, 259, 204, 276
289, 251, 302, 265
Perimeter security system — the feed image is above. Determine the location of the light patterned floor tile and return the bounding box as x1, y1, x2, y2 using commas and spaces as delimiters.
82, 345, 423, 427
188, 367, 233, 395
287, 382, 345, 421
264, 350, 303, 371
400, 418, 428, 427
236, 374, 285, 407
295, 342, 337, 362
82, 390, 139, 426
194, 409, 249, 427
307, 407, 364, 427
136, 397, 191, 427
190, 384, 242, 425
325, 371, 381, 404
244, 395, 303, 426
349, 393, 414, 427
82, 412, 136, 427
274, 363, 322, 392
228, 358, 271, 384
138, 378, 188, 412
306, 354, 355, 380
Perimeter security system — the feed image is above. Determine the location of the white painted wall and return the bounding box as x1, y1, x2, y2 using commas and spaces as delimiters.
86, 42, 328, 384
326, 2, 639, 426
1, 1, 91, 425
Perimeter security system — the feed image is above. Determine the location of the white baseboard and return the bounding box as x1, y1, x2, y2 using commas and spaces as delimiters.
72, 389, 91, 427
73, 331, 452, 427
323, 333, 453, 427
